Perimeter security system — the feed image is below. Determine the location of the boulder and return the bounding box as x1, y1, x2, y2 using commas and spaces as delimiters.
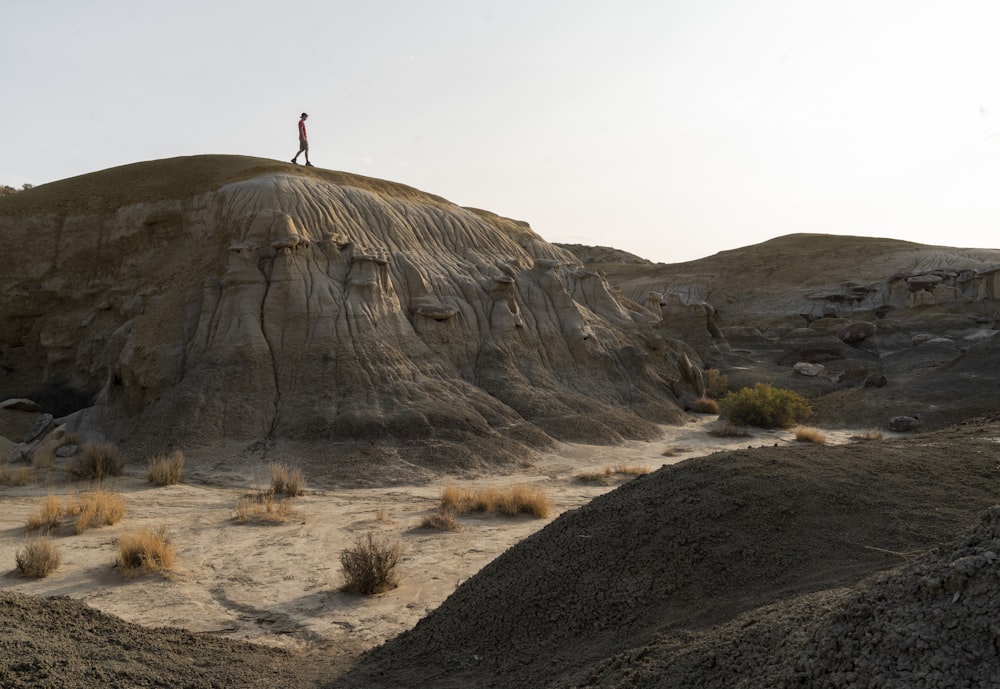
793, 362, 826, 377
887, 415, 920, 432
837, 321, 877, 344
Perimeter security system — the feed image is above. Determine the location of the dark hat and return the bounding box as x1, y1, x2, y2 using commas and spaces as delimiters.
301, 112, 309, 118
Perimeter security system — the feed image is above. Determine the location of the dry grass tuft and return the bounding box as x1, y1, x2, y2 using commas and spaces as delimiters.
418, 509, 460, 531
25, 494, 65, 532
851, 428, 884, 442
68, 442, 124, 481
147, 450, 185, 485
116, 526, 175, 578
270, 463, 305, 496
16, 537, 61, 578
793, 426, 828, 445
440, 484, 551, 518
576, 464, 652, 485
67, 490, 127, 534
0, 463, 32, 486
234, 490, 292, 523
340, 532, 403, 595
661, 446, 691, 458
692, 396, 720, 414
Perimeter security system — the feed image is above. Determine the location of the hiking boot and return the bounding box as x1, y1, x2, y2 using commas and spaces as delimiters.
291, 159, 298, 165
305, 162, 314, 167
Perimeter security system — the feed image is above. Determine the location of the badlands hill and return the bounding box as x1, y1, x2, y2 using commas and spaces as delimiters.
562, 234, 1000, 430
0, 155, 702, 481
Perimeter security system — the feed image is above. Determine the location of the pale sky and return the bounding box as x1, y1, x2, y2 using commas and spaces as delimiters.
3, 1, 999, 263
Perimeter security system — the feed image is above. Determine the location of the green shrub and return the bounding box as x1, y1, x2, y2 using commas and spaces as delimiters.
704, 368, 730, 398
719, 383, 812, 428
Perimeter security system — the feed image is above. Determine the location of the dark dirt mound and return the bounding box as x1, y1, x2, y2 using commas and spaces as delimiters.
572, 504, 1000, 688
336, 419, 1000, 688
0, 591, 352, 689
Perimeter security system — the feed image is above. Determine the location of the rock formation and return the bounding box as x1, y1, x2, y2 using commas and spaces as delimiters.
563, 233, 1000, 429
0, 156, 694, 476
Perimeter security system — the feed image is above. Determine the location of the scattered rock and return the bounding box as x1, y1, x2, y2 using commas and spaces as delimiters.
22, 413, 54, 444
862, 373, 888, 388
793, 362, 826, 377
887, 415, 920, 432
837, 321, 877, 343
0, 398, 41, 412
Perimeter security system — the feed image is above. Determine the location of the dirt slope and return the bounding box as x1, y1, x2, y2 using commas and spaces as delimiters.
336, 417, 1000, 688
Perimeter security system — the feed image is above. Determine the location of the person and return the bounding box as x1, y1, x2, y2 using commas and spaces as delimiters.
291, 113, 313, 166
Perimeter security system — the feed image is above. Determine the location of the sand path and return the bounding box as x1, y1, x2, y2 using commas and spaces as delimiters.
0, 417, 866, 656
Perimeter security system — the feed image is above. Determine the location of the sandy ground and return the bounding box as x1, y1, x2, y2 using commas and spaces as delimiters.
0, 416, 868, 660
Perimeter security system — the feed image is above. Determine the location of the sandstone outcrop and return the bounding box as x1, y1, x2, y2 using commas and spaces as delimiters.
0, 156, 693, 476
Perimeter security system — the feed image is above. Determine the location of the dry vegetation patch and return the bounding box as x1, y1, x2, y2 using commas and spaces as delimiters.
25, 494, 65, 532
68, 490, 127, 534
418, 509, 460, 531
340, 532, 404, 595
147, 450, 184, 485
116, 526, 175, 578
234, 490, 293, 524
15, 537, 61, 578
440, 484, 551, 518
692, 396, 720, 414
851, 428, 884, 441
793, 426, 828, 445
68, 442, 124, 481
576, 464, 652, 485
269, 462, 305, 496
0, 463, 32, 486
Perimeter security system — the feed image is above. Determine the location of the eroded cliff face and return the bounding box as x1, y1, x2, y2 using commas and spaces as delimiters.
0, 157, 693, 473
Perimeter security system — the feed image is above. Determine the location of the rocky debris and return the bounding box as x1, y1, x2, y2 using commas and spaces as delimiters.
887, 415, 920, 432
862, 372, 888, 388
0, 398, 41, 412
837, 320, 877, 343
793, 361, 826, 377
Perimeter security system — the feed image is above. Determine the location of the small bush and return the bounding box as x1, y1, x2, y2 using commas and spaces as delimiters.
69, 442, 124, 481
705, 368, 730, 398
793, 426, 827, 445
16, 537, 61, 578
692, 396, 720, 414
147, 450, 184, 485
67, 490, 127, 534
419, 509, 460, 531
576, 465, 652, 485
440, 484, 551, 518
270, 463, 305, 496
851, 428, 884, 442
25, 494, 65, 532
234, 490, 292, 523
719, 383, 812, 429
116, 526, 175, 578
0, 463, 32, 486
340, 533, 403, 595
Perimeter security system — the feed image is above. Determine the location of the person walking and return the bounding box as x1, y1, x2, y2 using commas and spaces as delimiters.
291, 113, 313, 166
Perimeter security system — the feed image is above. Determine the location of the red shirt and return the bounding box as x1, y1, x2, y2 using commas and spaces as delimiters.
298, 118, 308, 139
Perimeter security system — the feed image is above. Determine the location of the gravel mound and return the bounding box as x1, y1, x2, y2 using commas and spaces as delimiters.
0, 592, 340, 689
337, 421, 1000, 688
572, 505, 1000, 688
